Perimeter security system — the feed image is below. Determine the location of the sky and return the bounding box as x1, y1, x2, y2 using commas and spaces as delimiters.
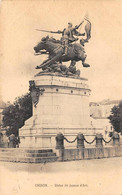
0, 0, 122, 103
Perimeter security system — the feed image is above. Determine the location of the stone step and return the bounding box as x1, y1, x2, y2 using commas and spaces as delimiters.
0, 148, 58, 163
0, 152, 57, 158
0, 148, 53, 153
0, 156, 58, 163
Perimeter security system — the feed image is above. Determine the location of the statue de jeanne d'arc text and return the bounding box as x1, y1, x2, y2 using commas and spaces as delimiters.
34, 17, 91, 77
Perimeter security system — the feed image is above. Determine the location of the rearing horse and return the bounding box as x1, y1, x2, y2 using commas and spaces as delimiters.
34, 19, 91, 70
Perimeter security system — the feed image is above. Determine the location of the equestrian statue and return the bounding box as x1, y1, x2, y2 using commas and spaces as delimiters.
34, 18, 91, 77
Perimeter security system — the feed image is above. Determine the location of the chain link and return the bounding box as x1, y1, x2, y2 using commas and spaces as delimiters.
102, 137, 113, 144
64, 136, 77, 143
84, 137, 96, 144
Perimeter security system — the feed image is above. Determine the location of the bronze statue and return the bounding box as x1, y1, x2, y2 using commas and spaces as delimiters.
36, 20, 85, 56
34, 18, 91, 77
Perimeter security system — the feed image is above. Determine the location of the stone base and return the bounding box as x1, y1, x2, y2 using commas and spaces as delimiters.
57, 146, 122, 161
19, 75, 102, 148
19, 129, 103, 148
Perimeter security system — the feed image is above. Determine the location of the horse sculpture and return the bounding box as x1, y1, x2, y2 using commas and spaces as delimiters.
34, 19, 91, 72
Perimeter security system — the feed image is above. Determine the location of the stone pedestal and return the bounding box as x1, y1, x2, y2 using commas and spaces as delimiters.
19, 74, 102, 148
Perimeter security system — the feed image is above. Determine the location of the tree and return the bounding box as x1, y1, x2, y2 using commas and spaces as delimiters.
2, 93, 32, 136
108, 101, 122, 134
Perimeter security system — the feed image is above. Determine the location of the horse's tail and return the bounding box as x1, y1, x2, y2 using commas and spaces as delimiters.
84, 18, 91, 42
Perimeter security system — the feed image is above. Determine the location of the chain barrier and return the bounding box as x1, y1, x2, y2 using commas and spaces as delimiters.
64, 136, 77, 143
102, 137, 113, 144
63, 135, 114, 145
84, 137, 96, 144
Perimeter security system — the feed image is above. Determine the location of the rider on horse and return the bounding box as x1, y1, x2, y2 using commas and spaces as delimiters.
36, 20, 85, 56
61, 22, 85, 56
34, 18, 91, 70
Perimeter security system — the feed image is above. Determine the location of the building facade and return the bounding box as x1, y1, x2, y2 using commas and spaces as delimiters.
89, 99, 122, 135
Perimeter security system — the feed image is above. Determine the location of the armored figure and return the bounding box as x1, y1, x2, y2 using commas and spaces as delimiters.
61, 22, 85, 56
36, 20, 85, 56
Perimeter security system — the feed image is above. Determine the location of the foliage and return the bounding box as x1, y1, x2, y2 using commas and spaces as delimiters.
2, 93, 32, 136
108, 101, 122, 134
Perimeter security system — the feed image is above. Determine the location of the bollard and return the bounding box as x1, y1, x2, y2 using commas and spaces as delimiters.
113, 132, 120, 146
77, 133, 85, 148
96, 133, 103, 147
55, 133, 64, 149
8, 134, 17, 148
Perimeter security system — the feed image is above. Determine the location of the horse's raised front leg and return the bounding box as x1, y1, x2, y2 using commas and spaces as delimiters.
36, 53, 62, 69
36, 58, 50, 69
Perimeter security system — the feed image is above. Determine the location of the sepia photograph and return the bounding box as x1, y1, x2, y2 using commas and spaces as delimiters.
0, 0, 122, 195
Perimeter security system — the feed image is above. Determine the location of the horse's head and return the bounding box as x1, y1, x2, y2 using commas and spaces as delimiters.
34, 36, 49, 53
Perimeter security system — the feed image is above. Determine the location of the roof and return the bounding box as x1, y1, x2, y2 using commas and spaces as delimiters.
90, 99, 122, 106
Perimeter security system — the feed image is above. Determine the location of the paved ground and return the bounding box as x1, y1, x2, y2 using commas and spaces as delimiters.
0, 157, 122, 195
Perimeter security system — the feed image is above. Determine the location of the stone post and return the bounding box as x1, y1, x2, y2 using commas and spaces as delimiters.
8, 134, 17, 148
55, 133, 64, 149
113, 132, 120, 146
96, 133, 103, 147
77, 133, 85, 148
